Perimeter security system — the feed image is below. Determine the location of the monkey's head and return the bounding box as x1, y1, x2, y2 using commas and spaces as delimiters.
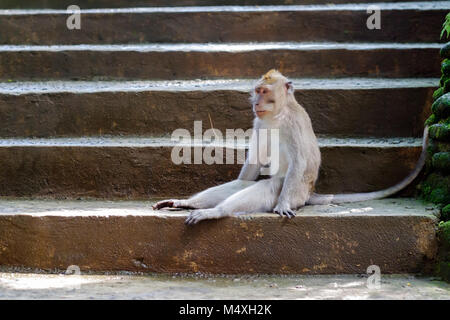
250, 69, 294, 120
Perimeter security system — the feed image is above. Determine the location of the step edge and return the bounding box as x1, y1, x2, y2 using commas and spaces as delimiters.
0, 198, 439, 218
0, 136, 424, 148
1, 2, 450, 15
0, 78, 439, 94
0, 42, 443, 52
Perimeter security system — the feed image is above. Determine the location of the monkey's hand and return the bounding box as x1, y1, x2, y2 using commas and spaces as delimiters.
273, 203, 296, 219
185, 208, 223, 225
152, 199, 190, 210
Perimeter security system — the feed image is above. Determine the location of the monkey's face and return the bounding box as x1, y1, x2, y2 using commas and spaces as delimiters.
251, 70, 294, 120
251, 85, 276, 118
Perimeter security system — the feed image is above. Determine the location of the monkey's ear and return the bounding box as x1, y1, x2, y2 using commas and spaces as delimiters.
285, 81, 294, 93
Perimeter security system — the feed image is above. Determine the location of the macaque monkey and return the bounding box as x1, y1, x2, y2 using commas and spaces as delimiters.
153, 70, 428, 224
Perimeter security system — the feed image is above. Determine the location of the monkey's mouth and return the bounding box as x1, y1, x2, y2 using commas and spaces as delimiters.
255, 110, 268, 116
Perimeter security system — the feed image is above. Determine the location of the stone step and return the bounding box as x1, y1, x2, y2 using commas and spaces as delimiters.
1, 272, 449, 299
0, 1, 429, 9
0, 198, 438, 274
2, 3, 448, 44
0, 78, 436, 138
0, 43, 441, 80
0, 137, 422, 198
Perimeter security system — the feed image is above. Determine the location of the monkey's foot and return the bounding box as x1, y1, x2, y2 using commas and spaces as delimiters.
185, 208, 222, 225
273, 203, 296, 219
152, 199, 190, 210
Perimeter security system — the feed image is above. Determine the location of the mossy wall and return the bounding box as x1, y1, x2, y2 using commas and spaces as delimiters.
420, 42, 450, 211
437, 221, 450, 282
420, 42, 450, 281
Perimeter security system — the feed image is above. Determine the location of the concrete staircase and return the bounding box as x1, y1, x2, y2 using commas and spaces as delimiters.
0, 1, 447, 274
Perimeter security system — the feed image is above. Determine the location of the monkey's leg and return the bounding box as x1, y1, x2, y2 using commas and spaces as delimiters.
185, 178, 283, 224
153, 179, 256, 210
273, 180, 311, 217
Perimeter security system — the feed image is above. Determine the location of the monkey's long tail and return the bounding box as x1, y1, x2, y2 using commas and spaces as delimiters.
306, 126, 429, 205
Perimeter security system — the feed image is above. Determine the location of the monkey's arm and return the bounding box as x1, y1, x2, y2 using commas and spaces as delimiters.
237, 129, 261, 181
238, 158, 261, 181
273, 140, 307, 218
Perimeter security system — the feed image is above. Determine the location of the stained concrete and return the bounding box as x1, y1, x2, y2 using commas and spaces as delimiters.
0, 43, 441, 80
0, 138, 422, 198
1, 4, 448, 44
0, 78, 435, 138
0, 198, 439, 274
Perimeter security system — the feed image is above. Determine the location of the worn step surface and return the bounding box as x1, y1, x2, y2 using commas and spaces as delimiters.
2, 3, 448, 44
1, 272, 449, 299
0, 137, 422, 198
0, 0, 429, 9
0, 78, 436, 138
0, 198, 438, 274
0, 43, 441, 80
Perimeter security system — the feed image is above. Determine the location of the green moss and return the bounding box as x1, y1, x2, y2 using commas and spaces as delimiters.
438, 221, 450, 252
425, 114, 437, 126
442, 204, 450, 221
429, 123, 450, 141
441, 42, 450, 59
434, 141, 450, 153
433, 87, 444, 101
427, 140, 450, 157
440, 221, 450, 240
436, 261, 450, 282
442, 59, 450, 76
420, 173, 450, 204
440, 75, 450, 87
435, 221, 450, 282
439, 116, 450, 125
427, 140, 438, 156
432, 189, 449, 204
432, 152, 450, 173
445, 79, 450, 94
432, 42, 450, 283
432, 93, 450, 120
